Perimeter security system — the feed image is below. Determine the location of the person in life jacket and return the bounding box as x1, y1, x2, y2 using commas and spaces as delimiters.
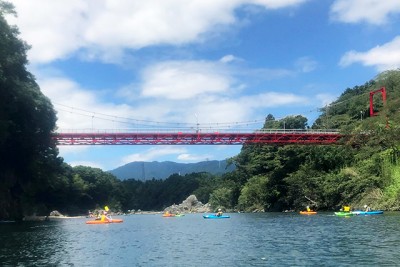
343, 205, 351, 212
216, 208, 223, 217
364, 204, 371, 212
100, 211, 112, 222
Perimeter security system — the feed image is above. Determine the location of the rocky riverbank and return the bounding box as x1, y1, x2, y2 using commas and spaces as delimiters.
21, 194, 211, 221
163, 195, 211, 214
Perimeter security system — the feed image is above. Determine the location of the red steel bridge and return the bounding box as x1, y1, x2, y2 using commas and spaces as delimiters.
53, 129, 344, 145
53, 87, 387, 146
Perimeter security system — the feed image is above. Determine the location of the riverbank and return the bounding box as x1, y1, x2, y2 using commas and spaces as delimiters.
22, 215, 85, 222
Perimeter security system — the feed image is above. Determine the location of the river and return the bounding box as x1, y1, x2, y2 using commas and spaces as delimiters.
1, 212, 400, 266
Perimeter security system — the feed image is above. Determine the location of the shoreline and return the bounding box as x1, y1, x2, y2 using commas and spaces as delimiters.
13, 210, 399, 222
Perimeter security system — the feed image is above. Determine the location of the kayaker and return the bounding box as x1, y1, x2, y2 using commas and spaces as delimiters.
100, 211, 112, 222
364, 205, 371, 212
343, 205, 351, 212
306, 206, 311, 212
216, 208, 223, 217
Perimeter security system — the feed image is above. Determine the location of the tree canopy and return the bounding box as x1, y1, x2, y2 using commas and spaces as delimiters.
0, 2, 61, 219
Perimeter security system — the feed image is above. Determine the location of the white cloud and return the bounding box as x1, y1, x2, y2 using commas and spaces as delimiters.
295, 57, 317, 73
58, 146, 90, 155
69, 161, 105, 169
220, 54, 242, 63
120, 146, 187, 164
330, 0, 400, 25
339, 36, 400, 71
316, 93, 337, 107
139, 61, 231, 100
8, 0, 309, 64
250, 0, 307, 9
116, 59, 308, 127
240, 92, 308, 108
39, 76, 137, 130
177, 153, 213, 161
36, 56, 309, 132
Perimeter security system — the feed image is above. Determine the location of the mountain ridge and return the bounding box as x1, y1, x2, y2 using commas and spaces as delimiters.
109, 160, 235, 180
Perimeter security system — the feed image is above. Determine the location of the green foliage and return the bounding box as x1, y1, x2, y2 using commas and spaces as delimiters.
238, 175, 269, 211
0, 6, 62, 220
0, 1, 15, 14
382, 166, 400, 202
192, 173, 221, 204
263, 114, 308, 129
209, 187, 234, 210
230, 69, 400, 212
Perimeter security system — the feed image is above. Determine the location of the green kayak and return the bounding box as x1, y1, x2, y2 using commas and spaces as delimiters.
334, 211, 354, 217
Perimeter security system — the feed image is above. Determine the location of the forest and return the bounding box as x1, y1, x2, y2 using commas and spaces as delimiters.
1, 3, 400, 220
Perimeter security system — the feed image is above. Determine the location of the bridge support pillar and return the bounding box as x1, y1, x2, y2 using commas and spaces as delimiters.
369, 87, 386, 117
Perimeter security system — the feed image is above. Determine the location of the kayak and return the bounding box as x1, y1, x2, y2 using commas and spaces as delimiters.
334, 212, 354, 217
162, 214, 175, 217
203, 214, 230, 219
352, 210, 384, 215
175, 214, 185, 217
86, 219, 123, 224
300, 211, 317, 215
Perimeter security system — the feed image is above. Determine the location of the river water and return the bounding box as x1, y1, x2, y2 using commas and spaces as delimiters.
1, 212, 400, 266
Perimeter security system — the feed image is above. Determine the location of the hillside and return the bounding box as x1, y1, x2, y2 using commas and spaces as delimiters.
109, 160, 235, 180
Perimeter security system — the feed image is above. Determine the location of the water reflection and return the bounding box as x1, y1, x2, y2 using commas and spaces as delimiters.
1, 212, 400, 266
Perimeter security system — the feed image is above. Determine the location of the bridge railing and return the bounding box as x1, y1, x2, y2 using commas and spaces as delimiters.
55, 128, 340, 135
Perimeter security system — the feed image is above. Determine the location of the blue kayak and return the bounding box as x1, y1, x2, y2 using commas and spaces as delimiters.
203, 214, 230, 219
352, 210, 383, 215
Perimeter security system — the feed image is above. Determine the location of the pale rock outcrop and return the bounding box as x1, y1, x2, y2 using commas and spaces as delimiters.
165, 195, 211, 213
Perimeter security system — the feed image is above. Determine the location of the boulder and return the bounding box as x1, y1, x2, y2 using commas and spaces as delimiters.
165, 195, 211, 213
49, 210, 63, 216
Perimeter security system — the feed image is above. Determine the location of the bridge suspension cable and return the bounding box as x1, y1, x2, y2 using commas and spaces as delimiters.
54, 87, 377, 132
54, 102, 266, 130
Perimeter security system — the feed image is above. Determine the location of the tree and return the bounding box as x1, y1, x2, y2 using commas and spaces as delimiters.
0, 4, 61, 219
280, 115, 308, 129
209, 187, 234, 210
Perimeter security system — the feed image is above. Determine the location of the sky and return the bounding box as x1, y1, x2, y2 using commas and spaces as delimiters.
5, 0, 400, 171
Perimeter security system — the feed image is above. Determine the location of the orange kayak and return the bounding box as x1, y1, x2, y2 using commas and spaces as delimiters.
300, 211, 317, 215
86, 219, 123, 224
162, 214, 175, 217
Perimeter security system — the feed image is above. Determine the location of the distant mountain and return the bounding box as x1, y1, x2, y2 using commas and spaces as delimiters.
109, 160, 235, 180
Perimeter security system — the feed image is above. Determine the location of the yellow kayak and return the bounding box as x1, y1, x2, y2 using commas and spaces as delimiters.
299, 211, 317, 215
86, 219, 123, 224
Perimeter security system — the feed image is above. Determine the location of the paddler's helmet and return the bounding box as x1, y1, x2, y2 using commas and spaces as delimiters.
363, 205, 367, 208
218, 208, 222, 211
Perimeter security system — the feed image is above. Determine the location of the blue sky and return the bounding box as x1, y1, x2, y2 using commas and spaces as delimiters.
6, 0, 400, 171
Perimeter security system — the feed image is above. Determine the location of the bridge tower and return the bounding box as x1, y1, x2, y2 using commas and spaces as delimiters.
369, 87, 386, 117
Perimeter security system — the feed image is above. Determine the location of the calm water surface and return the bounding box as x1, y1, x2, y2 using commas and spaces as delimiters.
1, 212, 400, 266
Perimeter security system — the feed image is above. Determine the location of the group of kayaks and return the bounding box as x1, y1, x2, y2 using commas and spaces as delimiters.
87, 209, 384, 224
86, 213, 230, 224
299, 210, 384, 216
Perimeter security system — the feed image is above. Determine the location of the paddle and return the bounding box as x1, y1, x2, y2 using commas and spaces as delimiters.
104, 206, 113, 222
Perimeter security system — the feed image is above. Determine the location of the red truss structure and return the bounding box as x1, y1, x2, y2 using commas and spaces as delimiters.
369, 87, 387, 117
53, 130, 343, 145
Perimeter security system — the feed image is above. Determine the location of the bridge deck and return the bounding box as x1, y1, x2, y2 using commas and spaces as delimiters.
53, 130, 343, 145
